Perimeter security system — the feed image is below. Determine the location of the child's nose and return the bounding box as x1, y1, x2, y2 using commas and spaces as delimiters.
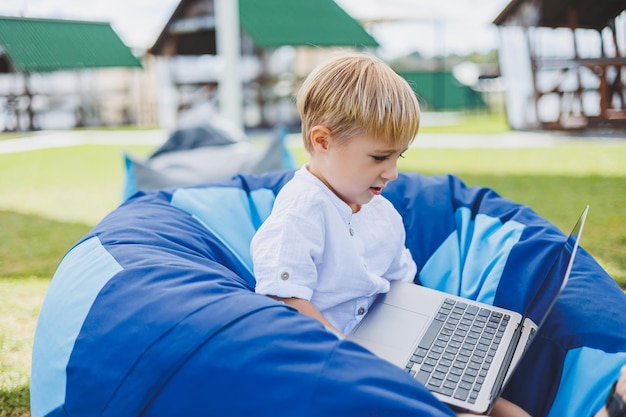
382, 161, 398, 181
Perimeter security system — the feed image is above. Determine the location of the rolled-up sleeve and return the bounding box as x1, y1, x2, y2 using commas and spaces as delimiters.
251, 212, 324, 301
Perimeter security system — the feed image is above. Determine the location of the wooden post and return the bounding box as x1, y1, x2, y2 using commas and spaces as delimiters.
215, 0, 243, 130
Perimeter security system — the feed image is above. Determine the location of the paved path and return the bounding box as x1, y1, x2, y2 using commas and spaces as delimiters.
1, 129, 624, 154
0, 130, 167, 154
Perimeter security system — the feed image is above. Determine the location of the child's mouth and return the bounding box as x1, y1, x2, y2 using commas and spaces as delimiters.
370, 187, 382, 195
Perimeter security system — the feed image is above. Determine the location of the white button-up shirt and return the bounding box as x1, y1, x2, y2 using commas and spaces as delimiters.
251, 167, 417, 334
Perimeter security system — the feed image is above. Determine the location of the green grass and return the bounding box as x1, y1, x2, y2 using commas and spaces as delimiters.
0, 145, 152, 225
0, 277, 49, 417
0, 122, 625, 416
419, 111, 511, 134
398, 143, 626, 176
0, 133, 34, 141
0, 212, 92, 278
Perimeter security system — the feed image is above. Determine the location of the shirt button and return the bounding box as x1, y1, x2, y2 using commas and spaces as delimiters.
349, 228, 354, 236
280, 272, 289, 280
357, 307, 365, 315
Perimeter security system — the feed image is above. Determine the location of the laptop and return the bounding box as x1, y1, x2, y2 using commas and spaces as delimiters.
348, 206, 588, 414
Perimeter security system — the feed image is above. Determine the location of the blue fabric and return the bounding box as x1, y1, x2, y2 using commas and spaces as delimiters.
31, 170, 626, 417
418, 208, 524, 304
170, 186, 275, 274
548, 347, 626, 417
121, 152, 138, 200
30, 236, 123, 417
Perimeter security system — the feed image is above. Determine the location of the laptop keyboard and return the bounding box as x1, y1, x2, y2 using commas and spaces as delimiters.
405, 298, 510, 404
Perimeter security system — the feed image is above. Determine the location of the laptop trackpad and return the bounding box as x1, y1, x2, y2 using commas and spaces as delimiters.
349, 303, 429, 367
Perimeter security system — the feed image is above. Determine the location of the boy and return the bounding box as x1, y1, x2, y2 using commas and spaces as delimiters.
251, 52, 419, 337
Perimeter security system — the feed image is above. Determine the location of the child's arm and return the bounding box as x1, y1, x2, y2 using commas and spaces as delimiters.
269, 295, 345, 338
595, 365, 626, 417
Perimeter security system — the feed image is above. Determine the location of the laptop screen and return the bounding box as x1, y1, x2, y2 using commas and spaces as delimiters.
519, 205, 588, 329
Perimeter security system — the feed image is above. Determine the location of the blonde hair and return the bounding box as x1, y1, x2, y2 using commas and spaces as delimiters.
296, 52, 420, 153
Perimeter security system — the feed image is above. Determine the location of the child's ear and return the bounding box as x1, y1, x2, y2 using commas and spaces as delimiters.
310, 125, 331, 152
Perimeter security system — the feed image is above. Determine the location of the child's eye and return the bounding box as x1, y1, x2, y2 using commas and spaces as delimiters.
372, 155, 389, 161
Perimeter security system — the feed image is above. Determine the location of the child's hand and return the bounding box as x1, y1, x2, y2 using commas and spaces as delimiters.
615, 365, 626, 402
599, 365, 626, 417
269, 295, 345, 338
615, 365, 626, 404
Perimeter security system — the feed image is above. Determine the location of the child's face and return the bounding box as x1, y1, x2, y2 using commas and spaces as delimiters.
309, 131, 407, 213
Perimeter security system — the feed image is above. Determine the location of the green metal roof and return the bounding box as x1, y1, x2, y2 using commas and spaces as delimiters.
238, 0, 378, 48
0, 16, 142, 73
399, 71, 486, 111
150, 0, 378, 56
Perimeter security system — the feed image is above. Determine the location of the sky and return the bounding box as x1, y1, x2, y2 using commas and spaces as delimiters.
0, 0, 512, 58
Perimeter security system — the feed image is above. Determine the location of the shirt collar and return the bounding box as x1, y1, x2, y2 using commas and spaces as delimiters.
296, 165, 354, 226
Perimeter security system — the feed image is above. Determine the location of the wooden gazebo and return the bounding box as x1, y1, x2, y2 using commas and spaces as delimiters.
494, 0, 626, 131
149, 0, 378, 128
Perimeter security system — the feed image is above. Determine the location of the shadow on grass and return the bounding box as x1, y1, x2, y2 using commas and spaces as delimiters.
0, 385, 29, 417
0, 211, 91, 278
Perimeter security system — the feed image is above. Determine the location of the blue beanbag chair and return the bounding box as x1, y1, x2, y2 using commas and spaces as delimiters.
31, 170, 626, 417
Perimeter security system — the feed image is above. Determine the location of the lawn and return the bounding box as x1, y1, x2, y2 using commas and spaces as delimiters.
0, 119, 625, 416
